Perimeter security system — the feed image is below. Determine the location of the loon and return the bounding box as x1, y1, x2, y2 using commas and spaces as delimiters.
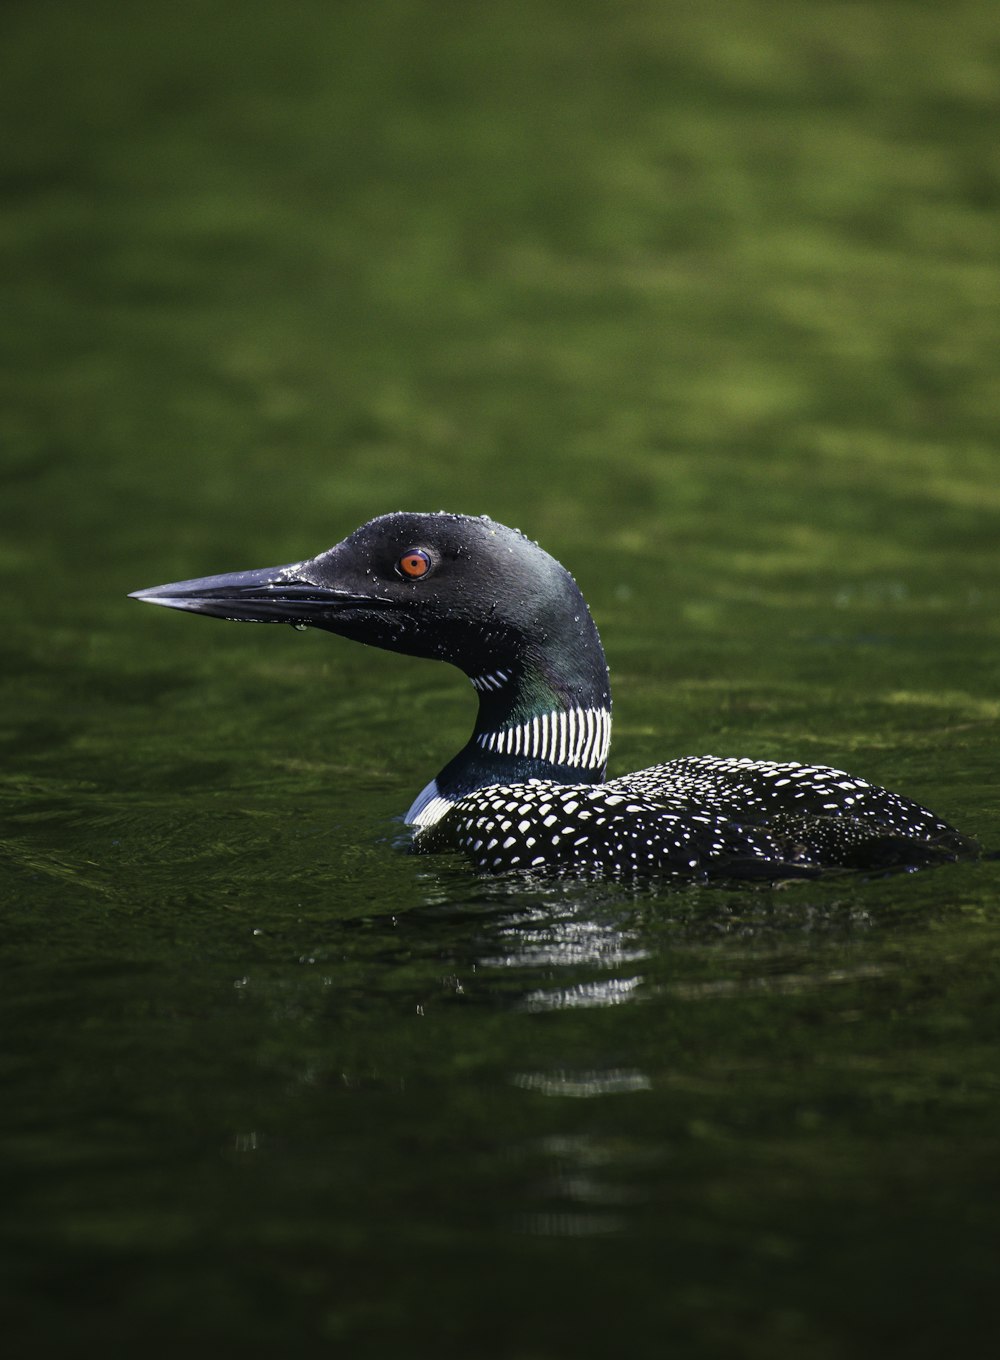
131, 511, 975, 881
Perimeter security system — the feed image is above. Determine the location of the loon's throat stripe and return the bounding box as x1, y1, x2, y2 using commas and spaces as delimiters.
470, 669, 511, 693
477, 706, 610, 770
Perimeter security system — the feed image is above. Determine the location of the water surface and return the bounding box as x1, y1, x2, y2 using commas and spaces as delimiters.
3, 2, 1000, 1355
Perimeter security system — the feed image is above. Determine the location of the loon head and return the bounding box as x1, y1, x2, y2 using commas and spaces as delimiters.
130, 511, 606, 693
131, 513, 612, 813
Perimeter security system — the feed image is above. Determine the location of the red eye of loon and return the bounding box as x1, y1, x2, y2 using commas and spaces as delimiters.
397, 548, 432, 579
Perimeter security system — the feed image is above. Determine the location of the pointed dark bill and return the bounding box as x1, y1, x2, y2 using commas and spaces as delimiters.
128, 564, 386, 625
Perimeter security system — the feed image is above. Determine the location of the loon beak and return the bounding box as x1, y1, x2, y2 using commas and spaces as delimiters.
129, 563, 384, 625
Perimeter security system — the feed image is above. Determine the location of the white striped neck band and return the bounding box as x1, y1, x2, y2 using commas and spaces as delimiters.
475, 706, 611, 770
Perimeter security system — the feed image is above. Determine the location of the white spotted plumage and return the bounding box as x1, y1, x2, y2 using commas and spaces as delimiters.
412, 755, 972, 878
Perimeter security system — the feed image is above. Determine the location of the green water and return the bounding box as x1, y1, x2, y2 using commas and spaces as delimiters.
3, 1, 1000, 1355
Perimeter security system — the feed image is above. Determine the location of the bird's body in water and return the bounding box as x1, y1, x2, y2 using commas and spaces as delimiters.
131, 511, 975, 881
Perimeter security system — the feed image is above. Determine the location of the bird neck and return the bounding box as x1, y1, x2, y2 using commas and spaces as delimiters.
406, 643, 612, 827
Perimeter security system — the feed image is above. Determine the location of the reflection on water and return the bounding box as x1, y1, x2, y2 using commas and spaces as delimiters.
474, 895, 649, 1011
520, 974, 645, 1011
480, 902, 649, 971
513, 1068, 652, 1097
665, 961, 888, 1001
410, 873, 892, 1019
518, 1132, 655, 1238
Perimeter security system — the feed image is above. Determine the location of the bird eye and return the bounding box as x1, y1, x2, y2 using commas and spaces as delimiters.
397, 548, 432, 580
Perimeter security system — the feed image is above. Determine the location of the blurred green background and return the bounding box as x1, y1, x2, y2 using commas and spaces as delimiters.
5, 0, 999, 566
3, 2, 1000, 1356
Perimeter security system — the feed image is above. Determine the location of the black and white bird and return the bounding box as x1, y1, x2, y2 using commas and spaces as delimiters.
131, 511, 975, 880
